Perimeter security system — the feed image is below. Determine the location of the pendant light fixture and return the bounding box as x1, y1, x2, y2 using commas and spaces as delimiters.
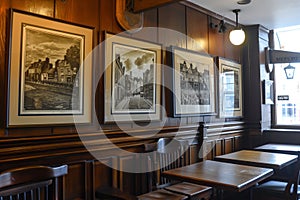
229, 9, 245, 45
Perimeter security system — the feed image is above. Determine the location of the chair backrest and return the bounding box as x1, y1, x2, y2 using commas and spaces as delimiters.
284, 160, 300, 199
0, 165, 68, 200
155, 138, 184, 188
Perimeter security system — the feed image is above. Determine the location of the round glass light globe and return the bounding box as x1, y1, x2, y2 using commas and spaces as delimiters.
229, 28, 245, 45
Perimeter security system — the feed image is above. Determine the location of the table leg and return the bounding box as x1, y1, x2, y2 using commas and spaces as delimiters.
249, 187, 253, 200
216, 189, 224, 200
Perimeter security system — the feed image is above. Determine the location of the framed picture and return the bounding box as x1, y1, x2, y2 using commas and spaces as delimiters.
7, 9, 94, 127
217, 57, 243, 118
263, 80, 274, 104
171, 46, 216, 117
104, 32, 162, 122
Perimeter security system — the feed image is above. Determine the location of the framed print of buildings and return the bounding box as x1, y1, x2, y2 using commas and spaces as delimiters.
217, 57, 243, 118
7, 9, 93, 126
104, 32, 162, 122
171, 46, 216, 117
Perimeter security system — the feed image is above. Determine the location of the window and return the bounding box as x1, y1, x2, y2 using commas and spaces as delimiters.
274, 25, 300, 126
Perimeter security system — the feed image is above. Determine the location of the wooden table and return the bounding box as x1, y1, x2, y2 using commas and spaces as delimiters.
162, 160, 274, 199
254, 143, 300, 155
215, 150, 298, 170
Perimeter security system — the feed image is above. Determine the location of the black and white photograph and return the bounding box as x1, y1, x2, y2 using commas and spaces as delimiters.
172, 46, 216, 117
7, 10, 93, 126
104, 33, 162, 122
21, 25, 83, 114
112, 44, 156, 113
217, 57, 243, 118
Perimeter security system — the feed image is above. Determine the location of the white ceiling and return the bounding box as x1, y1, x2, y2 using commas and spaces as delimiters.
187, 0, 300, 30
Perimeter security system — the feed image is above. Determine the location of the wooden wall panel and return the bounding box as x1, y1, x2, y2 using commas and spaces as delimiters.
11, 0, 54, 16
186, 7, 208, 53
55, 0, 99, 29
234, 135, 243, 151
118, 155, 138, 194
65, 162, 86, 200
189, 144, 201, 164
133, 0, 181, 13
143, 9, 158, 28
224, 137, 233, 154
203, 140, 214, 160
158, 3, 186, 48
0, 0, 10, 129
215, 139, 223, 156
132, 9, 158, 43
93, 159, 113, 189
99, 0, 114, 34
112, 0, 123, 34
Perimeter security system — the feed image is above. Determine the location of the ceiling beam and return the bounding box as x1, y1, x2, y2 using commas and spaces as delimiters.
133, 0, 183, 13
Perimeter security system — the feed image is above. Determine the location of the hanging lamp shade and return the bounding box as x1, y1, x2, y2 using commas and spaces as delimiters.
229, 9, 245, 46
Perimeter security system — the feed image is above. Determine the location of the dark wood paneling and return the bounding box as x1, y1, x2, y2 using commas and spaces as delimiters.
158, 3, 186, 48
112, 0, 123, 34
132, 9, 158, 43
189, 144, 201, 164
203, 140, 214, 160
186, 7, 208, 53
234, 135, 243, 151
65, 162, 86, 200
5, 127, 52, 137
99, 0, 114, 34
215, 139, 223, 156
133, 0, 181, 13
11, 0, 54, 16
243, 25, 264, 125
143, 8, 158, 28
0, 0, 10, 129
55, 0, 99, 28
224, 137, 233, 154
118, 155, 138, 194
94, 159, 114, 189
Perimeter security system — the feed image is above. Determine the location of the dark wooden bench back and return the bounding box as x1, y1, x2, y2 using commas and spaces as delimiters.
0, 165, 68, 200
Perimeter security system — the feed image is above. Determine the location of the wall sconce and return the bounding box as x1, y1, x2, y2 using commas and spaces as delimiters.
218, 20, 227, 33
284, 64, 295, 79
210, 19, 227, 33
229, 9, 245, 46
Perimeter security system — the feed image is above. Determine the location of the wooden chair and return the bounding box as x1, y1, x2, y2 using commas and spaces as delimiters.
139, 138, 212, 200
95, 138, 212, 200
253, 161, 300, 200
95, 154, 187, 200
0, 165, 68, 200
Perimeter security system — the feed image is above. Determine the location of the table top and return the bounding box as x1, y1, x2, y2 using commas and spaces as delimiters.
255, 143, 300, 154
215, 150, 298, 170
162, 160, 274, 192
